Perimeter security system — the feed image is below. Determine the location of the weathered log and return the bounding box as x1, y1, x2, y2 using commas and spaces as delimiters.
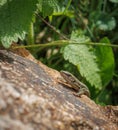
0, 48, 118, 130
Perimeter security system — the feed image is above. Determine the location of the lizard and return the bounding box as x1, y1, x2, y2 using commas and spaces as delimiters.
60, 70, 90, 97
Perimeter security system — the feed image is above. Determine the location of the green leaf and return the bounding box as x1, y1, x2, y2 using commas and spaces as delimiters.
95, 37, 115, 87
96, 13, 116, 31
63, 31, 102, 88
109, 0, 118, 3
89, 12, 116, 31
63, 44, 102, 88
96, 88, 112, 105
0, 0, 37, 48
70, 31, 90, 43
37, 0, 63, 17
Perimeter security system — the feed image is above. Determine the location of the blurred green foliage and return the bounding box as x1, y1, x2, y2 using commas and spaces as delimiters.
0, 0, 118, 105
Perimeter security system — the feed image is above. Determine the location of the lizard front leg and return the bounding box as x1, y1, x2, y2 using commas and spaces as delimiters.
74, 87, 90, 97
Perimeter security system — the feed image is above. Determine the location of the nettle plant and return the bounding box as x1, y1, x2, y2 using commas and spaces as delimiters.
0, 0, 117, 104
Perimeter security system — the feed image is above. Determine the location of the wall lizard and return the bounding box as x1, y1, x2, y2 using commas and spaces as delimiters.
60, 70, 90, 97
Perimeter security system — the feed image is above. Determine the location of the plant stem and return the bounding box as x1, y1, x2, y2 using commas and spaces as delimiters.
63, 0, 72, 14
12, 40, 118, 49
27, 22, 34, 45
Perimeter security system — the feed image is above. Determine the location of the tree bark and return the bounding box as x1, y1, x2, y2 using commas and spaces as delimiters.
0, 48, 118, 130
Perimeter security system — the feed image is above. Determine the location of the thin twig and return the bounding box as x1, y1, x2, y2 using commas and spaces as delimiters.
36, 13, 69, 40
